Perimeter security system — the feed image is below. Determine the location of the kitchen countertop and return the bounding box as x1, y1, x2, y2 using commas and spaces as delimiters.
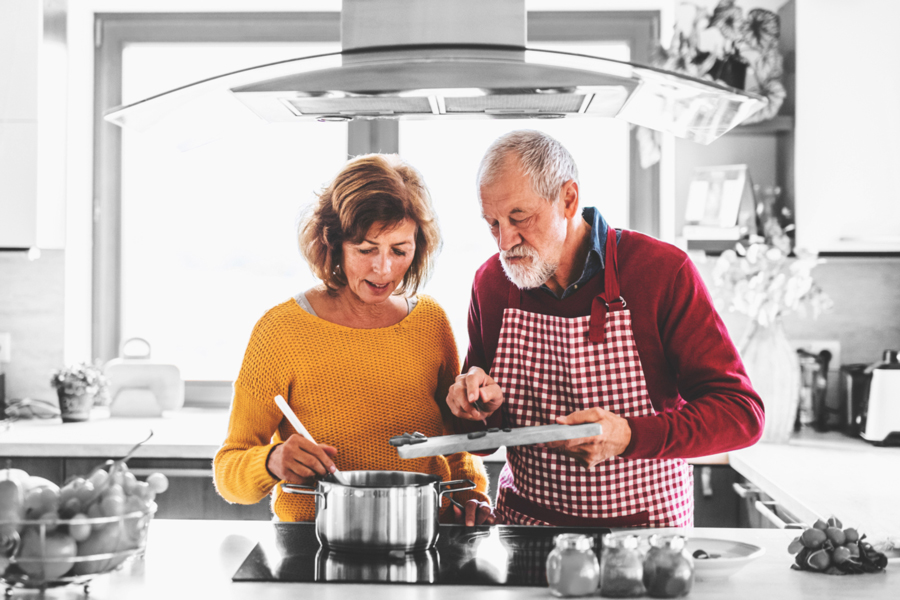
0, 408, 726, 464
13, 520, 896, 600
729, 431, 900, 539
0, 408, 228, 459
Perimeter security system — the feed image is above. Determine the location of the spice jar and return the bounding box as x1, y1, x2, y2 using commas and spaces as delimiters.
642, 534, 694, 598
599, 533, 645, 597
546, 533, 601, 597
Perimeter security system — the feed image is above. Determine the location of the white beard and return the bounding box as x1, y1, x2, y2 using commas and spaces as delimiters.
500, 243, 558, 289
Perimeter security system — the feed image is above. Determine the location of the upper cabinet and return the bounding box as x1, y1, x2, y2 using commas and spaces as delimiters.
0, 0, 65, 250
793, 0, 900, 253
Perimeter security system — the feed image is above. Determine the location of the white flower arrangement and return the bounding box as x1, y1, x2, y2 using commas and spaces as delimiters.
713, 242, 833, 327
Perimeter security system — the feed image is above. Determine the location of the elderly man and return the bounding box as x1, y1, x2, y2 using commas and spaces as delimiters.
447, 130, 764, 527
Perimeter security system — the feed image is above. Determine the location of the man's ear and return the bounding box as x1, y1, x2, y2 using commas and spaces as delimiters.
560, 179, 580, 219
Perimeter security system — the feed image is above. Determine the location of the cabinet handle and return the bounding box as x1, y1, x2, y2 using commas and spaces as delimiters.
129, 467, 212, 478
753, 500, 806, 529
731, 482, 760, 499
700, 467, 713, 498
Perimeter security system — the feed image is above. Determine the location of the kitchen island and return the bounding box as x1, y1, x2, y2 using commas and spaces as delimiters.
8, 520, 896, 599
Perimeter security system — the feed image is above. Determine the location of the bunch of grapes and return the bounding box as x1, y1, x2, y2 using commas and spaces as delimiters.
1, 459, 169, 582
787, 516, 888, 575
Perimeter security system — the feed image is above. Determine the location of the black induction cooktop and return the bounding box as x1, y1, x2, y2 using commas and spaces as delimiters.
232, 522, 610, 586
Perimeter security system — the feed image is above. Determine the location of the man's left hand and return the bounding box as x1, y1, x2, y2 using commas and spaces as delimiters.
542, 408, 632, 469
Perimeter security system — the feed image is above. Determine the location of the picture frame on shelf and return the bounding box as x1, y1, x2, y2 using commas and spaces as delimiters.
683, 164, 758, 252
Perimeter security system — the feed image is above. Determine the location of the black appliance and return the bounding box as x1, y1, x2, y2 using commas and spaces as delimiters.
232, 522, 609, 586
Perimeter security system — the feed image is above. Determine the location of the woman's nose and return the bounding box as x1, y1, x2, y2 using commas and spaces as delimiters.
373, 252, 390, 273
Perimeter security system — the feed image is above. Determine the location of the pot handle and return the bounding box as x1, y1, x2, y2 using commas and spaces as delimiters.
281, 482, 328, 511
438, 478, 476, 503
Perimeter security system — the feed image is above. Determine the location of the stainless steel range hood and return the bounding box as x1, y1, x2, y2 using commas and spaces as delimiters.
104, 0, 766, 146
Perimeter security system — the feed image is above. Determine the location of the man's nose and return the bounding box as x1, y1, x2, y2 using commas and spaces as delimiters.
497, 224, 520, 252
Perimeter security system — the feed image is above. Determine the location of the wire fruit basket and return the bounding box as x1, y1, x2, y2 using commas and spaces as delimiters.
0, 503, 156, 595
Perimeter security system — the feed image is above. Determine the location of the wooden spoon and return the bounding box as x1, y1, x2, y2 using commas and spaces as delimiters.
273, 395, 349, 485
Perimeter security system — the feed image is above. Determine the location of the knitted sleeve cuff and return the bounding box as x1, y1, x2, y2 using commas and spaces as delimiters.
247, 442, 283, 495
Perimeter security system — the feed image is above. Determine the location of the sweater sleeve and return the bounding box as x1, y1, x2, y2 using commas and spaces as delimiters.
621, 257, 765, 459
213, 314, 287, 504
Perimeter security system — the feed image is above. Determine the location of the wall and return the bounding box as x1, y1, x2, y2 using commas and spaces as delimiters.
693, 255, 900, 365
0, 250, 65, 402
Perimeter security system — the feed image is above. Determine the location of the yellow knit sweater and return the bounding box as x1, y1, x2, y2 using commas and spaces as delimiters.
213, 294, 489, 521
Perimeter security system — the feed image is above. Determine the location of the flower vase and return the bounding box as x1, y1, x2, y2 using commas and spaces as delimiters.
739, 318, 800, 444
57, 389, 93, 422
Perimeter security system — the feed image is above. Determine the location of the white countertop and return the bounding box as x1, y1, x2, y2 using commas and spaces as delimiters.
0, 408, 726, 464
0, 407, 229, 459
14, 520, 896, 600
730, 431, 900, 539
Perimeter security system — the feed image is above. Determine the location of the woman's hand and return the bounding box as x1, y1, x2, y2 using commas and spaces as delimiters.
451, 499, 496, 526
447, 367, 505, 421
267, 433, 339, 485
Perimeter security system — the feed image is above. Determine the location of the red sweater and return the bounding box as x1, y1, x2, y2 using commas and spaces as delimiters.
464, 229, 765, 459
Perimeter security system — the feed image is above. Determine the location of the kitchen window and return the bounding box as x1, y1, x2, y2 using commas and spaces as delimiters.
94, 11, 661, 403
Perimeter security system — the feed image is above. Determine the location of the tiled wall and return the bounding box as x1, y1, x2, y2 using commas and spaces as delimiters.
0, 250, 65, 403
694, 256, 900, 365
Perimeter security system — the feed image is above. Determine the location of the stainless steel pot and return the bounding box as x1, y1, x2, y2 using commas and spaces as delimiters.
282, 470, 474, 552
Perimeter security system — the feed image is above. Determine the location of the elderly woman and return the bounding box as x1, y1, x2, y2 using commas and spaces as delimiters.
214, 154, 492, 525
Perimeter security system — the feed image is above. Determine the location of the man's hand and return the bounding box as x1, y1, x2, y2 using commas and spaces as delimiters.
451, 499, 496, 526
542, 407, 632, 469
446, 367, 505, 421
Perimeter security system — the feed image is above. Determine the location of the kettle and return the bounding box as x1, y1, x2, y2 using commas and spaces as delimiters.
858, 349, 900, 446
838, 363, 871, 437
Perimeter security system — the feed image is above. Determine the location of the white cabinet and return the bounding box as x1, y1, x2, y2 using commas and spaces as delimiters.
794, 0, 900, 253
0, 0, 65, 250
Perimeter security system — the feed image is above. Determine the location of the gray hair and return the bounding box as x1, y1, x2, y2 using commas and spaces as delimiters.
476, 130, 579, 202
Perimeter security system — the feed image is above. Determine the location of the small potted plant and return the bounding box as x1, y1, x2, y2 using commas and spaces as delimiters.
50, 362, 110, 422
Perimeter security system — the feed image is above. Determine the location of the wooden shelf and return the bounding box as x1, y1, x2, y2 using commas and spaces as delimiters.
732, 115, 794, 135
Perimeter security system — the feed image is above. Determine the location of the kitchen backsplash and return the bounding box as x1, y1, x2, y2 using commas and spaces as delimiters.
0, 250, 64, 403
1, 250, 898, 404
693, 255, 900, 364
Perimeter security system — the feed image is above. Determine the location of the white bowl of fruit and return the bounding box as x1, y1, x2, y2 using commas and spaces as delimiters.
0, 458, 169, 592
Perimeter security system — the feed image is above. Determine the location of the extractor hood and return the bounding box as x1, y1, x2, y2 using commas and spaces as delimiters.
104, 0, 766, 146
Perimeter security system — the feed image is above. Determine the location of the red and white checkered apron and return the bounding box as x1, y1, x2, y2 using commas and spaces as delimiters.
494, 229, 693, 527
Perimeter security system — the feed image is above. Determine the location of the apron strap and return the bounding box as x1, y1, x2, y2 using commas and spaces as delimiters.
507, 274, 521, 309
589, 227, 624, 344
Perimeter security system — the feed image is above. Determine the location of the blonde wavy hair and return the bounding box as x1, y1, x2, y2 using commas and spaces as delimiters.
298, 154, 441, 295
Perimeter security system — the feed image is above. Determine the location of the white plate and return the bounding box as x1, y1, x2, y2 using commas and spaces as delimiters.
685, 537, 765, 580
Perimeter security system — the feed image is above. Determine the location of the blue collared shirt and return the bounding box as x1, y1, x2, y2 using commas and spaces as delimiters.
540, 207, 618, 300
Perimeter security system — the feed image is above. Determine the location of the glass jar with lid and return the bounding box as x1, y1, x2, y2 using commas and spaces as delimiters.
599, 533, 645, 597
545, 533, 601, 597
642, 534, 694, 598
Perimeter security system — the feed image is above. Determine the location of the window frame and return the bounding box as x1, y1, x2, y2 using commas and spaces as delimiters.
93, 11, 660, 405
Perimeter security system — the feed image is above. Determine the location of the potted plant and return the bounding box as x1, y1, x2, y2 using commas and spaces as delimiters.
50, 362, 110, 423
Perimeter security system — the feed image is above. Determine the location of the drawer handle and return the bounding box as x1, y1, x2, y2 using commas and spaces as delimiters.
731, 482, 760, 499
753, 500, 806, 529
129, 468, 212, 478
